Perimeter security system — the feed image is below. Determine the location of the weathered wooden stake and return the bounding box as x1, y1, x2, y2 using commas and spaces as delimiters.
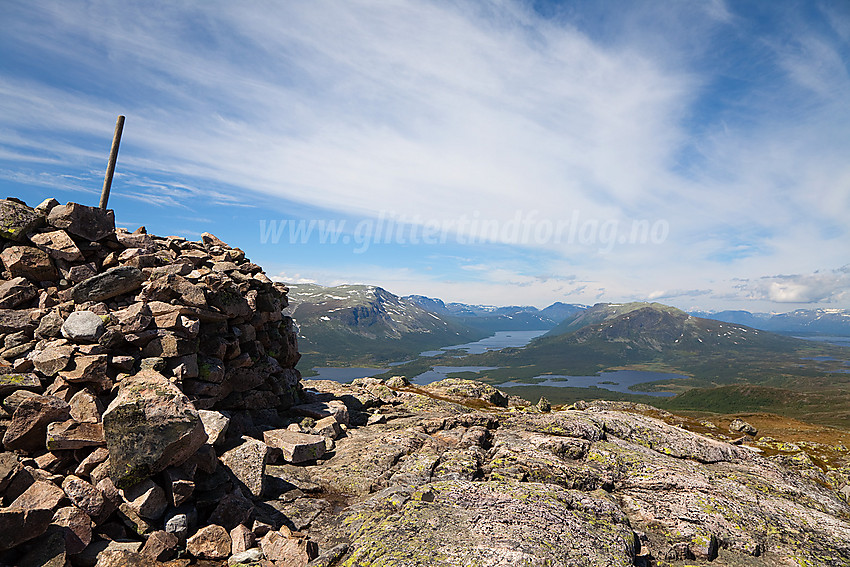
99, 115, 125, 210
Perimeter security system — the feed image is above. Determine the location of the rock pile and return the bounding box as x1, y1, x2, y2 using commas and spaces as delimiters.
0, 198, 342, 566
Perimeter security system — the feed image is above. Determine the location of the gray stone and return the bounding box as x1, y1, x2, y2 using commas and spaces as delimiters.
164, 504, 197, 543
70, 266, 144, 303
46, 202, 115, 241
730, 418, 758, 436
0, 276, 38, 308
0, 198, 45, 241
61, 310, 105, 342
228, 547, 264, 566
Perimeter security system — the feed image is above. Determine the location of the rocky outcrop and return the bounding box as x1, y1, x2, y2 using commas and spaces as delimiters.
294, 377, 850, 567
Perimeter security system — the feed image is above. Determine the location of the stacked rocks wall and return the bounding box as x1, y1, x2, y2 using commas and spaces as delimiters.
0, 197, 303, 563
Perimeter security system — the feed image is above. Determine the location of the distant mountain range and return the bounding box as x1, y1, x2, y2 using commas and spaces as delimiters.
405, 295, 585, 332
464, 302, 827, 383
690, 308, 850, 335
284, 283, 488, 367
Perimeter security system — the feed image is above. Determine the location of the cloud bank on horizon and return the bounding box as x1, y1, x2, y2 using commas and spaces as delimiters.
0, 0, 848, 311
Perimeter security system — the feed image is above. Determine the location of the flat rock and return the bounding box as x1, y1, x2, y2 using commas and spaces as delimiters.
32, 345, 75, 376
46, 419, 105, 450
101, 370, 207, 489
0, 507, 54, 551
340, 479, 634, 566
422, 378, 508, 407
3, 394, 71, 452
70, 266, 144, 304
46, 202, 115, 241
29, 229, 84, 261
263, 429, 326, 464
10, 479, 66, 511
0, 307, 36, 334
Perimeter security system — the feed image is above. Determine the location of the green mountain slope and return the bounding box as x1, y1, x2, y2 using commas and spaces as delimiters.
285, 283, 487, 368
461, 302, 850, 390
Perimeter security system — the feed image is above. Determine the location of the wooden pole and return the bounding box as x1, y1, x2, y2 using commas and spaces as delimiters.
99, 115, 125, 210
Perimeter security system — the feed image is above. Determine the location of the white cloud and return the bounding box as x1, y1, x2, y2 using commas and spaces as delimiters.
745, 266, 850, 304
1, 1, 848, 310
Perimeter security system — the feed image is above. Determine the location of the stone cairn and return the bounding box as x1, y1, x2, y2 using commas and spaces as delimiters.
0, 198, 342, 566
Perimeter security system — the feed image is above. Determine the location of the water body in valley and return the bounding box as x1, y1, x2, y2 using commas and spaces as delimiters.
420, 330, 549, 356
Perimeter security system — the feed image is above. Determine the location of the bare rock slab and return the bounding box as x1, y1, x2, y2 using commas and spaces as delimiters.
263, 429, 326, 464
340, 479, 635, 566
102, 370, 207, 489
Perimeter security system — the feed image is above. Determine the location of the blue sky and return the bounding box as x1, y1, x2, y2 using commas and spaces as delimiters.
1, 0, 848, 311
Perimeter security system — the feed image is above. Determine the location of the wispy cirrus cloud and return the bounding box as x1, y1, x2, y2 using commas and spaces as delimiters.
0, 0, 848, 310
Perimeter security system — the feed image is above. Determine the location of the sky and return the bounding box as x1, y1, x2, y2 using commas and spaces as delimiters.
1, 0, 848, 312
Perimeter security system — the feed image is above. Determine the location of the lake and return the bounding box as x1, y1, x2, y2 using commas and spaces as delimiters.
795, 336, 850, 348
498, 369, 691, 397
420, 330, 549, 356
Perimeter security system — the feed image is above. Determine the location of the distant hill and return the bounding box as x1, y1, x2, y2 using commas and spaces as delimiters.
691, 308, 850, 336
284, 284, 487, 367
405, 295, 585, 332
461, 302, 850, 388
